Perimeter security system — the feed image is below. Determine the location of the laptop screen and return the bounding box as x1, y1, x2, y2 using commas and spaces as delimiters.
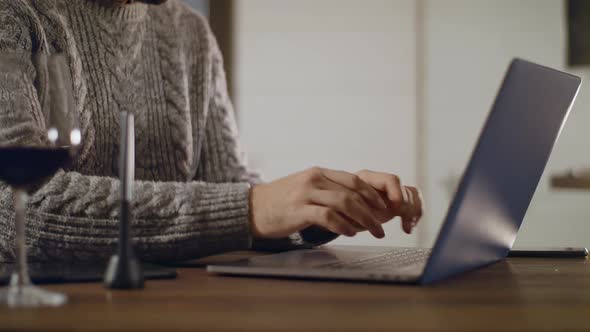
422, 59, 581, 284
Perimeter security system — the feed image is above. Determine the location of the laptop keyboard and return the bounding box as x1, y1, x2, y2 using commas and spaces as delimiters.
318, 248, 432, 271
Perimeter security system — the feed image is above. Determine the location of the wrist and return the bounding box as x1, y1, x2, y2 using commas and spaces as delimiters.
248, 184, 263, 238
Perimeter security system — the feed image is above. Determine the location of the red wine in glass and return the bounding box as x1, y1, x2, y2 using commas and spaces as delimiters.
0, 147, 72, 188
0, 53, 78, 307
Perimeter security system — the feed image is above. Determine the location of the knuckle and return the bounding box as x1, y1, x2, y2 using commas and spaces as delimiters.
358, 169, 370, 175
304, 167, 323, 184
319, 207, 335, 222
342, 193, 357, 207
350, 192, 363, 205
326, 219, 340, 230
309, 166, 322, 179
308, 166, 322, 175
351, 174, 363, 188
389, 174, 401, 185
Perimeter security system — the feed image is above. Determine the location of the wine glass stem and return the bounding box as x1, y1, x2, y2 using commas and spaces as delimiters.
13, 188, 30, 287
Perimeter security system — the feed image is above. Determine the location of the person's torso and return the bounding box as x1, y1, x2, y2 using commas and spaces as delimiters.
30, 0, 211, 182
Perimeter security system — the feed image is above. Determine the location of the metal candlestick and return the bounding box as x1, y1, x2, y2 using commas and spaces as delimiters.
104, 112, 144, 289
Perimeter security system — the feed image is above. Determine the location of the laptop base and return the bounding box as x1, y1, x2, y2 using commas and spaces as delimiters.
207, 246, 425, 284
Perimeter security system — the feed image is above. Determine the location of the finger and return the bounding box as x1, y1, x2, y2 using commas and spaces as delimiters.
309, 188, 385, 238
400, 186, 414, 234
339, 213, 366, 232
308, 188, 385, 238
400, 186, 424, 234
320, 168, 388, 210
303, 205, 358, 237
406, 186, 424, 226
356, 170, 404, 211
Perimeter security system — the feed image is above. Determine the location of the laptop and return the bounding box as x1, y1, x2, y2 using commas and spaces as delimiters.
207, 58, 582, 284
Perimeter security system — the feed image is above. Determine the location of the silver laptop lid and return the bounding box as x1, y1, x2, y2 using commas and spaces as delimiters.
421, 59, 581, 284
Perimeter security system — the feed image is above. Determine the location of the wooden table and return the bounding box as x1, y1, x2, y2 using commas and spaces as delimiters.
0, 251, 589, 332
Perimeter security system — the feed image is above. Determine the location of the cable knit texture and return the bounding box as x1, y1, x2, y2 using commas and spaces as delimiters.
0, 0, 336, 263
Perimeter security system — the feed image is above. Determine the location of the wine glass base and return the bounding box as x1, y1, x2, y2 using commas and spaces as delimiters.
0, 285, 67, 308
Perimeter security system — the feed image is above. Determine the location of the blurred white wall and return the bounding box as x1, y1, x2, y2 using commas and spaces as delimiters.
234, 0, 419, 247
423, 0, 590, 248
233, 0, 590, 248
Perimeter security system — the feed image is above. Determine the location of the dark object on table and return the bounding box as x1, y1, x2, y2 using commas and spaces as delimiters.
0, 262, 176, 285
568, 0, 590, 66
508, 247, 588, 258
104, 112, 145, 289
550, 168, 590, 189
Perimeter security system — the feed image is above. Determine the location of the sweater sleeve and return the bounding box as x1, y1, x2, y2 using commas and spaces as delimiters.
193, 18, 338, 252
0, 3, 252, 263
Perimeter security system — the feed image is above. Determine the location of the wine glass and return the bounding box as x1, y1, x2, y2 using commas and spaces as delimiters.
0, 53, 80, 307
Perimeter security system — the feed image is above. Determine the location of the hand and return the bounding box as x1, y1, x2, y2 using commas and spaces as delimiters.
355, 169, 423, 234
249, 167, 423, 239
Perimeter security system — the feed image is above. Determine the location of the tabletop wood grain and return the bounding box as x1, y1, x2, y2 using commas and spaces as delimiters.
0, 250, 589, 332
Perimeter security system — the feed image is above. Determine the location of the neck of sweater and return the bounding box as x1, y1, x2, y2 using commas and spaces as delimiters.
75, 0, 149, 22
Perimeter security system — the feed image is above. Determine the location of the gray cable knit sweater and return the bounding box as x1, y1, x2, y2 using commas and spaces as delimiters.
0, 0, 335, 263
